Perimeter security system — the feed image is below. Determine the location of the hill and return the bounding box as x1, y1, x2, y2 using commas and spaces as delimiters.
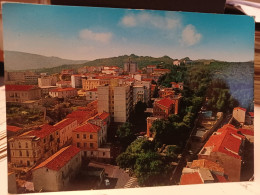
4, 51, 88, 71
33, 54, 175, 74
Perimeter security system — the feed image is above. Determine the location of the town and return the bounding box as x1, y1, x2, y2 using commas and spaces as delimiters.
5, 57, 254, 193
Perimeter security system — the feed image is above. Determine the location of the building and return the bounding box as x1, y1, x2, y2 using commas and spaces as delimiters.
38, 75, 57, 87
146, 65, 157, 74
97, 79, 132, 122
102, 66, 119, 75
32, 146, 81, 192
82, 79, 100, 91
171, 82, 184, 90
124, 59, 138, 73
56, 81, 72, 88
53, 118, 78, 148
159, 88, 175, 98
233, 107, 246, 125
153, 69, 171, 75
71, 75, 83, 88
86, 88, 98, 101
153, 97, 180, 118
72, 120, 110, 159
49, 87, 78, 99
5, 71, 40, 85
198, 124, 245, 181
173, 60, 181, 66
133, 81, 151, 105
5, 85, 41, 103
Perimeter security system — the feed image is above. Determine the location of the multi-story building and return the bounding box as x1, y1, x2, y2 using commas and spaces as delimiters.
32, 145, 81, 192
82, 79, 100, 91
71, 75, 83, 88
86, 88, 98, 101
198, 124, 245, 182
97, 79, 132, 123
5, 71, 40, 85
133, 80, 151, 105
124, 59, 138, 73
56, 81, 72, 88
5, 85, 41, 103
49, 87, 77, 99
53, 118, 78, 148
38, 75, 57, 87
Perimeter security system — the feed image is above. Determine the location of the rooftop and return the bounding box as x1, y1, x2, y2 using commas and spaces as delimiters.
5, 85, 37, 91
33, 146, 81, 171
7, 125, 22, 132
54, 118, 77, 129
28, 124, 57, 138
180, 172, 204, 185
50, 87, 76, 92
73, 123, 101, 133
191, 159, 224, 174
156, 98, 175, 108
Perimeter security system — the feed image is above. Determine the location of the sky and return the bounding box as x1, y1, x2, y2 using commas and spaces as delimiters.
2, 3, 255, 62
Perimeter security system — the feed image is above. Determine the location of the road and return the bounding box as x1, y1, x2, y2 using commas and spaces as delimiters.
88, 161, 139, 189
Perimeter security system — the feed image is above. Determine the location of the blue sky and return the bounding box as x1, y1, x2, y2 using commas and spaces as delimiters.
2, 3, 255, 62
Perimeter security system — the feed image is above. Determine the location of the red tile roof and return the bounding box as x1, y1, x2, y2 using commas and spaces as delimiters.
33, 146, 80, 171
7, 125, 22, 132
28, 124, 57, 138
54, 118, 77, 129
98, 112, 110, 120
238, 128, 254, 136
215, 174, 228, 182
203, 125, 244, 159
141, 78, 153, 81
180, 172, 204, 185
248, 112, 254, 117
156, 98, 175, 108
5, 85, 37, 91
191, 159, 224, 173
73, 123, 101, 133
50, 87, 76, 92
233, 107, 246, 112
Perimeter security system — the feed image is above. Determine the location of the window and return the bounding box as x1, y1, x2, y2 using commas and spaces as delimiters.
77, 142, 80, 147
90, 134, 93, 139
26, 151, 29, 157
83, 134, 86, 139
77, 134, 80, 139
84, 143, 87, 148
19, 151, 22, 157
25, 142, 28, 148
12, 152, 14, 157
90, 143, 93, 148
103, 152, 105, 156
11, 143, 14, 148
18, 142, 21, 148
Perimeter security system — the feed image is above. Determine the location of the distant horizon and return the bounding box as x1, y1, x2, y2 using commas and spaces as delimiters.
4, 50, 254, 64
2, 3, 255, 63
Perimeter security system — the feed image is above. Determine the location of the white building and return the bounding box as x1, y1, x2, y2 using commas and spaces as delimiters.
71, 75, 83, 88
32, 146, 82, 192
49, 87, 78, 99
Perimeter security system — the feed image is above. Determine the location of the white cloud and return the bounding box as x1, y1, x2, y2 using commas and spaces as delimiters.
79, 29, 112, 43
120, 12, 181, 30
181, 24, 202, 46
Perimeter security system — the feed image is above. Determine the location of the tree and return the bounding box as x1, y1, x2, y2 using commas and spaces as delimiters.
116, 122, 136, 148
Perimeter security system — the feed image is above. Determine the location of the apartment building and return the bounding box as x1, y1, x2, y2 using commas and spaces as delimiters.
49, 87, 77, 99
124, 59, 138, 73
97, 78, 132, 122
71, 75, 83, 88
38, 75, 57, 87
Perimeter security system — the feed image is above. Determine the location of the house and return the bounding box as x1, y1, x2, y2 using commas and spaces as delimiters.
71, 75, 83, 88
159, 88, 175, 98
173, 60, 181, 66
233, 107, 246, 125
5, 85, 41, 103
49, 87, 77, 99
32, 146, 81, 192
153, 97, 180, 118
198, 124, 245, 181
72, 122, 110, 159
